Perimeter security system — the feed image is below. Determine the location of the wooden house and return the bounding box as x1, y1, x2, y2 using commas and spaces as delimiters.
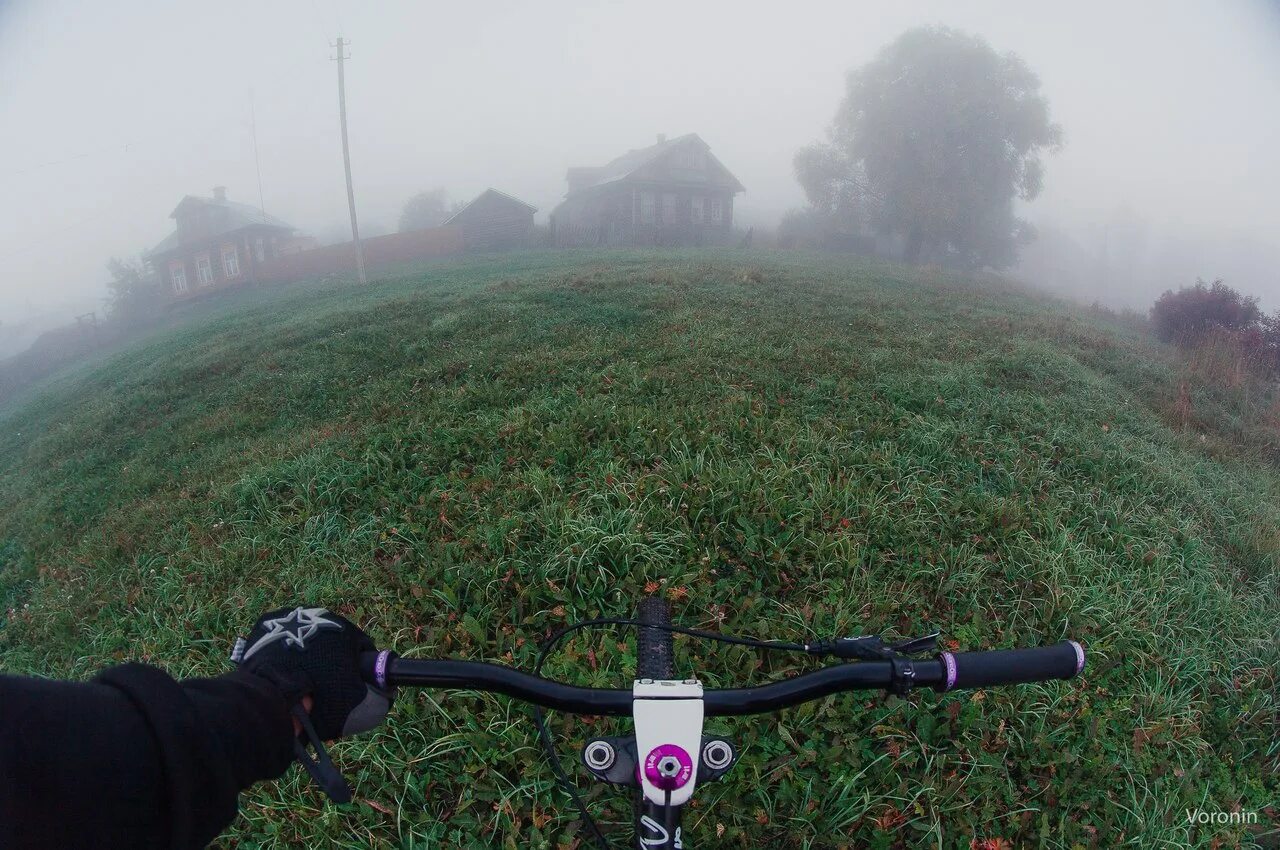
444, 189, 536, 252
550, 134, 744, 247
146, 187, 297, 298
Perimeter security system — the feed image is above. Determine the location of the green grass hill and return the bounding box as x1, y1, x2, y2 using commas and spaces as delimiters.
1, 251, 1275, 847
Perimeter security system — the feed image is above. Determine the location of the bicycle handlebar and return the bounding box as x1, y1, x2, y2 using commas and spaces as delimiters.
360, 640, 1084, 716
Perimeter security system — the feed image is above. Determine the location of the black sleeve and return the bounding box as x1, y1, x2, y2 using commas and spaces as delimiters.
0, 664, 296, 850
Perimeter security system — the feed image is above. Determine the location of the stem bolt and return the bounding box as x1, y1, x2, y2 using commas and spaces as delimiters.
643, 744, 693, 790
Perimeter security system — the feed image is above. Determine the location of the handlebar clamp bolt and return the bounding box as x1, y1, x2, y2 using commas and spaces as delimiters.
583, 740, 616, 771
702, 740, 734, 770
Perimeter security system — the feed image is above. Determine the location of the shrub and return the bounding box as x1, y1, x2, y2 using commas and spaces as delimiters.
776, 208, 828, 250
1261, 311, 1280, 364
777, 207, 877, 254
1150, 278, 1262, 345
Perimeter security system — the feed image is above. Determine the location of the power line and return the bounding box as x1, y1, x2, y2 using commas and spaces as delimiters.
249, 91, 267, 218
3, 141, 135, 178
0, 209, 123, 263
306, 0, 334, 44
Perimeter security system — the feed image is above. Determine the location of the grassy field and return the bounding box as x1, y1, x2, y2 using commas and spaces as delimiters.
0, 250, 1276, 848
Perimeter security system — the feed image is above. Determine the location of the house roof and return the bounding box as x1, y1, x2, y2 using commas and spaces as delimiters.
146, 232, 186, 258
147, 194, 295, 258
564, 133, 745, 196
442, 188, 537, 225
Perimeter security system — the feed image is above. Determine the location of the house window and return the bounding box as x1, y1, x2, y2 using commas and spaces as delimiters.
195, 253, 214, 285
639, 192, 656, 224
691, 196, 704, 224
170, 262, 188, 294
255, 238, 265, 263
662, 193, 678, 224
222, 245, 241, 278
709, 197, 723, 224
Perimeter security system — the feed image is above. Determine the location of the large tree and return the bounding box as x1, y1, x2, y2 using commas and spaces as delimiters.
105, 257, 160, 326
397, 188, 457, 232
796, 27, 1062, 269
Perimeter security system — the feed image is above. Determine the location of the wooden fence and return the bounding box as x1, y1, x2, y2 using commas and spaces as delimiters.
256, 225, 465, 283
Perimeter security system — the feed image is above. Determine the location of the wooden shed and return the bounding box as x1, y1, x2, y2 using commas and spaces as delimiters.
444, 189, 537, 252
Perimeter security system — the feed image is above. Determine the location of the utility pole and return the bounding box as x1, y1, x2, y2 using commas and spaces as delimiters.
331, 36, 367, 284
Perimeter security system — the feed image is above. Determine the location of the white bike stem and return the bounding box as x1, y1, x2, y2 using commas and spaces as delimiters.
632, 678, 704, 806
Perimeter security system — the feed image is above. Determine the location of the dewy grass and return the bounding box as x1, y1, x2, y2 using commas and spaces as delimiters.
0, 250, 1276, 848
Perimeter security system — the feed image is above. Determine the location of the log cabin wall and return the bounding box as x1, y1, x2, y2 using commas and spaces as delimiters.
448, 191, 536, 252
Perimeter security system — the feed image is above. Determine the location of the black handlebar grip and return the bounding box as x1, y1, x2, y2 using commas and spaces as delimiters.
936, 641, 1085, 691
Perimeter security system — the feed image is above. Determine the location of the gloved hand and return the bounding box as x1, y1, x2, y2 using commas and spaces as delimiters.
233, 606, 394, 741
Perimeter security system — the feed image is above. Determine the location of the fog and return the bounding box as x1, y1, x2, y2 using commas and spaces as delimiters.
1, 0, 1277, 346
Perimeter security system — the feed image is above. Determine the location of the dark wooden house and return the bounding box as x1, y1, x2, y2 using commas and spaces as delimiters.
550, 134, 744, 247
146, 187, 298, 298
443, 189, 536, 252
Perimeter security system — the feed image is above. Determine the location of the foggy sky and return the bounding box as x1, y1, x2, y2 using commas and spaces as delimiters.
1, 0, 1278, 329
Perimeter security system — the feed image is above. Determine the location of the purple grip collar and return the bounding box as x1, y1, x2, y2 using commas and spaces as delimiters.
940, 652, 957, 691
1069, 640, 1085, 675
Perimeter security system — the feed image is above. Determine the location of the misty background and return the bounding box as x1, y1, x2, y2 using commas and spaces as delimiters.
1, 0, 1278, 354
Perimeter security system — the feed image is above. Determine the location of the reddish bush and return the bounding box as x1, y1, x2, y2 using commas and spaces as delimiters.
1150, 278, 1262, 345
1150, 279, 1280, 376
1262, 312, 1280, 362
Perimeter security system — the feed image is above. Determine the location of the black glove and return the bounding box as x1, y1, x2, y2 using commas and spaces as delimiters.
233, 606, 394, 740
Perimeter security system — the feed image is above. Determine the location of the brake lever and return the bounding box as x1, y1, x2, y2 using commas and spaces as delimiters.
807, 631, 940, 661
889, 632, 940, 656
830, 635, 891, 660
291, 704, 353, 803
